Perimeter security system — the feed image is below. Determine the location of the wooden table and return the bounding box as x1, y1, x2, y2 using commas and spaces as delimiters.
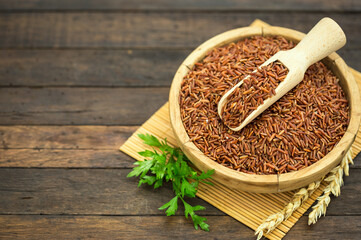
0, 1, 360, 239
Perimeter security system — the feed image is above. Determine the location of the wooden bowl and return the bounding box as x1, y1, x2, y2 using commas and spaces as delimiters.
169, 26, 361, 193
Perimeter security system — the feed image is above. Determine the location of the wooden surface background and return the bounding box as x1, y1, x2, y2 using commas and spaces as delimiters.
0, 1, 360, 239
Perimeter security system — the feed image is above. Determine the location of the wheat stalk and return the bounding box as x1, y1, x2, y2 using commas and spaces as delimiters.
308, 148, 353, 225
255, 178, 323, 240
255, 148, 353, 239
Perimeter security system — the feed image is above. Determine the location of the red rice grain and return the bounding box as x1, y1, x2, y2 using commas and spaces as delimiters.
222, 61, 288, 128
179, 36, 349, 175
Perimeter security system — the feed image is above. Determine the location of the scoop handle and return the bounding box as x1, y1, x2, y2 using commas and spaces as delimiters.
292, 17, 346, 67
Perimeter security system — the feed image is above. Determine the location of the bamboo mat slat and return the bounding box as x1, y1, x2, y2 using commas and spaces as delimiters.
120, 20, 361, 240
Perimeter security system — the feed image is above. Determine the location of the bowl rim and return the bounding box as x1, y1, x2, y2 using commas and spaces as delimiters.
169, 25, 361, 193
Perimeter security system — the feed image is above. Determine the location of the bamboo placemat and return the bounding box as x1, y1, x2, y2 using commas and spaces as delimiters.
120, 20, 361, 240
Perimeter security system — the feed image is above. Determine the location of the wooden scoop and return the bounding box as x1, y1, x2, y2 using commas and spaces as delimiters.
217, 17, 346, 131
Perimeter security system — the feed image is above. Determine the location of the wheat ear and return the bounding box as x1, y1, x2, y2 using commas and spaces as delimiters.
255, 148, 353, 239
308, 148, 353, 225
255, 178, 322, 240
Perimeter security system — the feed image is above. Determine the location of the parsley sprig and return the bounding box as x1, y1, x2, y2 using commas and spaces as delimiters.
127, 134, 215, 231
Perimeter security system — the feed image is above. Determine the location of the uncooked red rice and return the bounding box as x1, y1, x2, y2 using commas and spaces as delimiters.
179, 36, 349, 175
222, 60, 288, 128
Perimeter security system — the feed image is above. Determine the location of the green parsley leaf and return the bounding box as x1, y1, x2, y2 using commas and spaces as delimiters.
127, 134, 214, 231
138, 150, 155, 157
152, 154, 167, 180
158, 195, 178, 216
127, 159, 155, 178
182, 200, 209, 231
197, 169, 215, 180
181, 179, 197, 198
138, 175, 156, 187
138, 133, 162, 147
193, 214, 210, 231
154, 179, 163, 189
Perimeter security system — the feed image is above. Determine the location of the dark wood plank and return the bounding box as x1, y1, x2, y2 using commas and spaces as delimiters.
0, 49, 187, 87
338, 49, 361, 71
0, 13, 360, 49
0, 0, 360, 11
0, 215, 248, 240
1, 49, 360, 87
0, 168, 223, 215
0, 149, 134, 168
0, 88, 168, 125
0, 126, 137, 149
285, 216, 361, 239
0, 168, 360, 215
0, 215, 360, 240
354, 151, 361, 168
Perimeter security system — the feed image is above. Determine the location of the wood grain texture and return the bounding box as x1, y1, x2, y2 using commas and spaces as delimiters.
1, 215, 360, 240
0, 168, 222, 216
0, 0, 360, 11
0, 126, 137, 149
0, 88, 168, 125
0, 12, 359, 240
338, 49, 361, 70
0, 49, 360, 87
0, 13, 360, 49
0, 149, 134, 168
284, 216, 361, 239
0, 215, 250, 240
0, 49, 187, 87
0, 168, 360, 216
